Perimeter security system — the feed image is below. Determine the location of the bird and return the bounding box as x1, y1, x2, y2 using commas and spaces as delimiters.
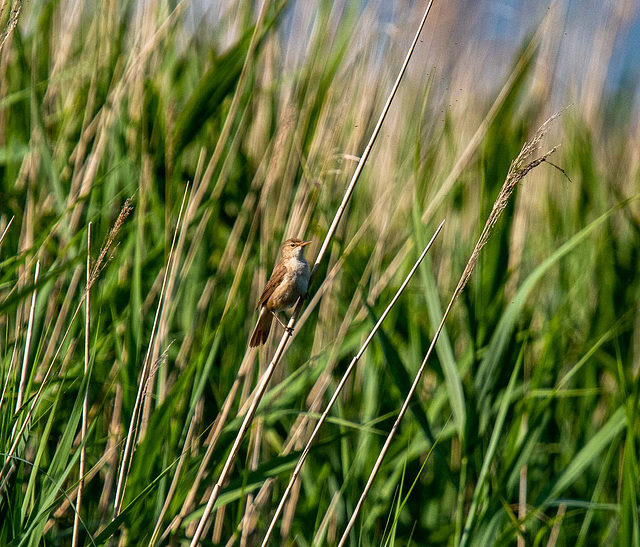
249, 238, 312, 347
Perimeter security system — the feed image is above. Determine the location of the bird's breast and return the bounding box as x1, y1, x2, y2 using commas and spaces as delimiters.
290, 260, 310, 295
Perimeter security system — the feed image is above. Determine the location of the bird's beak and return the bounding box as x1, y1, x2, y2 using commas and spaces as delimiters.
300, 241, 312, 247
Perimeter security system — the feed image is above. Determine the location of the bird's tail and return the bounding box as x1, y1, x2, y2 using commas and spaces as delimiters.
249, 308, 272, 347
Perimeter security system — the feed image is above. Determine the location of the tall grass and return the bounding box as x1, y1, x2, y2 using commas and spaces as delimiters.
0, 1, 639, 546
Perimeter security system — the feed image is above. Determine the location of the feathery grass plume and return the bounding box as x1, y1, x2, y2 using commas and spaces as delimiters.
188, 3, 436, 543
89, 199, 133, 289
337, 111, 565, 546
456, 110, 565, 295
260, 221, 444, 546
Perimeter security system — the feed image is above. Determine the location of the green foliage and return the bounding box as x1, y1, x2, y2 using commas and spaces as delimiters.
0, 1, 639, 546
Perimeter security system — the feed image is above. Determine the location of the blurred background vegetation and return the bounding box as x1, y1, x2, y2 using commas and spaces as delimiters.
0, 0, 639, 545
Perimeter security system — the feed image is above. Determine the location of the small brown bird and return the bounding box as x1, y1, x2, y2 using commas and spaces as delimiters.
249, 238, 312, 347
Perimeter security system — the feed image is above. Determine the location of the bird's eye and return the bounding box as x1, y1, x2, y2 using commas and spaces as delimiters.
290, 242, 295, 247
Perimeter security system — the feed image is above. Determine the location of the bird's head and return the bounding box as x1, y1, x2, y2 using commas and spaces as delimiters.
280, 238, 312, 260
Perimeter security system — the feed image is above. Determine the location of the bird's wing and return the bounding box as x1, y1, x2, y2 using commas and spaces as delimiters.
257, 262, 286, 309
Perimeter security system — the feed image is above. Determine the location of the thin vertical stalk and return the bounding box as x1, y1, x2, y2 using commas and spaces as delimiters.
0, 215, 13, 247
260, 221, 444, 546
0, 327, 19, 413
518, 346, 531, 547
15, 260, 40, 413
188, 3, 435, 543
72, 223, 91, 547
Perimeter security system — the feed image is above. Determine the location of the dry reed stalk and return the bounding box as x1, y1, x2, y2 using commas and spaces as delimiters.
0, 28, 8, 145
40, 268, 83, 378
225, 481, 273, 547
0, 200, 132, 487
14, 261, 40, 414
0, 328, 19, 412
279, 455, 302, 540
212, 505, 227, 543
240, 416, 263, 546
0, 215, 13, 247
313, 486, 341, 544
188, 4, 435, 541
98, 384, 123, 518
72, 223, 91, 547
547, 502, 567, 547
517, 354, 531, 547
518, 458, 528, 547
210, 355, 263, 544
259, 222, 444, 545
112, 186, 189, 518
338, 112, 564, 546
